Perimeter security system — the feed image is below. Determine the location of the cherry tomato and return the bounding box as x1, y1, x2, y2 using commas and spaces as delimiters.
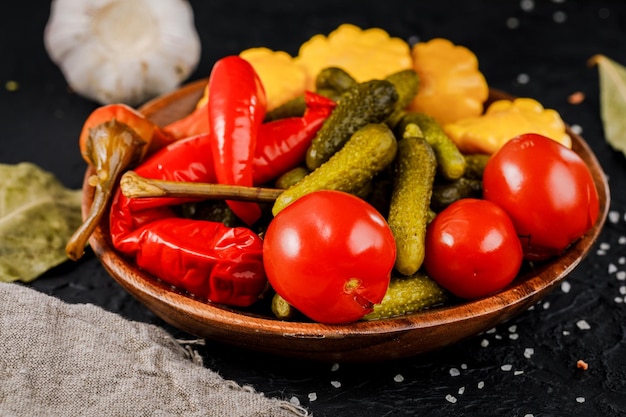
483, 133, 600, 261
263, 190, 396, 324
424, 198, 523, 299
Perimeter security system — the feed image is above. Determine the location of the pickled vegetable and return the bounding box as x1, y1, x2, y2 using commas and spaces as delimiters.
273, 123, 397, 215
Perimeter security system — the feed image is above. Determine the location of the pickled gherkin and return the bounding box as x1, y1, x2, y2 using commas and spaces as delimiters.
384, 69, 420, 128
273, 123, 397, 215
387, 124, 437, 276
363, 272, 448, 320
305, 79, 398, 170
396, 112, 466, 180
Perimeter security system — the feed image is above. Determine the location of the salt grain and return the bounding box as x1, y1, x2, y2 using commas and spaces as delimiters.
563, 330, 570, 336
569, 124, 583, 134
509, 333, 519, 340
576, 320, 591, 330
477, 381, 485, 389
576, 397, 586, 403
481, 339, 490, 348
506, 17, 520, 29
461, 364, 468, 370
458, 386, 465, 395
308, 392, 317, 402
609, 211, 620, 223
524, 347, 534, 358
445, 394, 457, 403
600, 242, 611, 251
514, 370, 524, 376
517, 73, 530, 84
617, 271, 626, 281
524, 414, 534, 417
394, 374, 404, 383
543, 301, 550, 310
553, 11, 567, 23
609, 263, 618, 274
450, 368, 461, 377
618, 237, 626, 245
520, 0, 534, 12
619, 256, 626, 264
330, 363, 340, 372
614, 297, 624, 303
508, 325, 517, 333
289, 396, 301, 406
619, 286, 626, 295
486, 328, 497, 334
561, 281, 571, 293
330, 380, 341, 388
501, 364, 513, 371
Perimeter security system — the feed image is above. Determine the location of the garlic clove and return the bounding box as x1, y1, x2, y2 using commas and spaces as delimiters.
44, 0, 201, 106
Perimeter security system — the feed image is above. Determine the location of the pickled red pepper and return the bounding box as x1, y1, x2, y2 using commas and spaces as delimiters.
208, 56, 267, 225
108, 88, 334, 307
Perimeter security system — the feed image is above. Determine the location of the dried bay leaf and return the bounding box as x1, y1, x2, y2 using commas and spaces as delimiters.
589, 54, 626, 157
0, 162, 83, 282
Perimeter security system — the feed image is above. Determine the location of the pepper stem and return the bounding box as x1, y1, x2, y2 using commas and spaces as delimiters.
120, 171, 284, 202
66, 119, 146, 261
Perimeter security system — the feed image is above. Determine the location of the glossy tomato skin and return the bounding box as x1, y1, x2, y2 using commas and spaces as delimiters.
424, 198, 523, 299
263, 190, 396, 324
483, 133, 600, 261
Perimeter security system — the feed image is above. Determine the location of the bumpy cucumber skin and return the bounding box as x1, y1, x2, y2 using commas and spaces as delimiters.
315, 67, 358, 95
396, 112, 466, 180
388, 135, 437, 276
273, 123, 398, 215
385, 69, 420, 122
363, 272, 448, 320
305, 79, 398, 170
463, 153, 491, 179
275, 166, 310, 189
430, 177, 483, 212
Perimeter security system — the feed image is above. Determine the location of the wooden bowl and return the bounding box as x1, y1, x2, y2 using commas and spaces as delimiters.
83, 79, 610, 362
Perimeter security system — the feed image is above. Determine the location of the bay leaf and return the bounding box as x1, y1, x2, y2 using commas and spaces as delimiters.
0, 162, 83, 283
590, 54, 626, 157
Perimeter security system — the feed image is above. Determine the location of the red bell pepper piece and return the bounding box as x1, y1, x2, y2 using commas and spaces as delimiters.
163, 102, 210, 140
253, 91, 336, 185
207, 56, 267, 225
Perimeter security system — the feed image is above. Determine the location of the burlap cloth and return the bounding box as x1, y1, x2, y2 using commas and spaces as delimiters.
0, 282, 309, 417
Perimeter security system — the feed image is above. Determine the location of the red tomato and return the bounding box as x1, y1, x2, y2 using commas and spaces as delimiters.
263, 190, 396, 324
424, 198, 523, 299
483, 133, 600, 261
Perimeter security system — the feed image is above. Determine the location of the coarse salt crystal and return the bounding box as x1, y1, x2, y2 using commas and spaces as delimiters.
563, 330, 570, 336
609, 263, 618, 274
524, 347, 534, 358
394, 374, 404, 383
514, 370, 524, 376
506, 17, 520, 29
619, 237, 626, 245
569, 124, 583, 134
501, 364, 513, 371
508, 325, 517, 333
608, 211, 620, 223
477, 381, 485, 389
619, 256, 626, 264
509, 333, 519, 340
330, 363, 340, 372
561, 281, 571, 293
553, 11, 567, 23
481, 339, 490, 347
616, 271, 626, 280
576, 320, 591, 330
330, 380, 341, 388
543, 301, 551, 310
308, 392, 317, 402
450, 368, 461, 377
458, 386, 465, 395
614, 297, 623, 303
576, 397, 586, 403
600, 242, 611, 250
461, 364, 467, 370
445, 394, 457, 403
619, 286, 626, 295
517, 73, 530, 84
520, 0, 534, 12
290, 396, 301, 406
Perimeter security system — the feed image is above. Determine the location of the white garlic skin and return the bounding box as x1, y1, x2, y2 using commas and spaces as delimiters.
44, 0, 201, 106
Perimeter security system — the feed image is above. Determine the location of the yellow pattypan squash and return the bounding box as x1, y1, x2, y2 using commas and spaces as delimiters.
296, 24, 413, 90
443, 97, 571, 155
409, 38, 489, 125
239, 47, 308, 111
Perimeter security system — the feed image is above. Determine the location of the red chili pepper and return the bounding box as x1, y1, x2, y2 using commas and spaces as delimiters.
208, 56, 267, 225
253, 91, 336, 185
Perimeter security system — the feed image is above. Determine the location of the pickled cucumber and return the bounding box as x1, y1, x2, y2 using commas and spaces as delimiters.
315, 67, 358, 97
273, 123, 397, 215
271, 292, 297, 320
275, 166, 310, 189
385, 69, 419, 128
363, 272, 448, 320
396, 112, 466, 180
388, 124, 437, 276
463, 153, 491, 179
305, 79, 398, 170
430, 177, 483, 212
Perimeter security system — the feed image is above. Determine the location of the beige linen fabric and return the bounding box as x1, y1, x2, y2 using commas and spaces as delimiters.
0, 282, 309, 417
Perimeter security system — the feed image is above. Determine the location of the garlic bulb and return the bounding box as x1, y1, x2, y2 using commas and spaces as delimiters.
44, 0, 201, 106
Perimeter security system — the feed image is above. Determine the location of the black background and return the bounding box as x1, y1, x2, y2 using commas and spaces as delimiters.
2, 1, 626, 416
